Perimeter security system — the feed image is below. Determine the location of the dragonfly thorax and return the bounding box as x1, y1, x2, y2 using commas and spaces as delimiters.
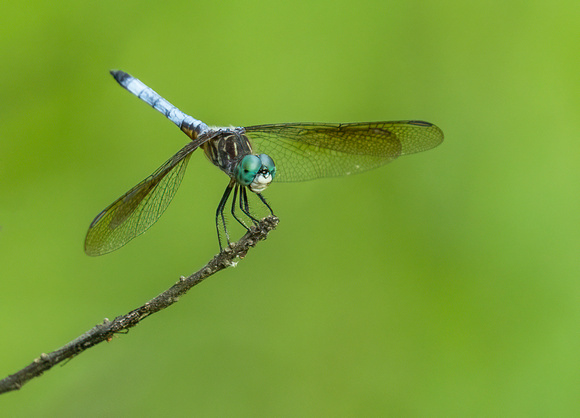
200, 128, 253, 175
235, 154, 276, 193
202, 128, 276, 193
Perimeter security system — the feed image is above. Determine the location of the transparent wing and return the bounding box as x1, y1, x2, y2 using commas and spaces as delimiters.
84, 141, 198, 256
244, 121, 443, 182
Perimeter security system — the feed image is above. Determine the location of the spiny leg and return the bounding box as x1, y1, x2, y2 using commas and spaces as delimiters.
216, 179, 235, 251
231, 185, 250, 231
240, 187, 259, 225
257, 192, 275, 216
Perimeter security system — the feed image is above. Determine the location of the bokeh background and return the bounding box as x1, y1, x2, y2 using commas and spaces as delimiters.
1, 0, 578, 416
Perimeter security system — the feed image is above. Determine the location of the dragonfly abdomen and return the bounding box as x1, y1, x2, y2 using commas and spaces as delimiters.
110, 70, 209, 139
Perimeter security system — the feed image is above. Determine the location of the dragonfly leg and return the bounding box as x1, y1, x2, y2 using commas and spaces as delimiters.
240, 187, 259, 225
256, 193, 275, 216
216, 179, 235, 250
231, 185, 250, 231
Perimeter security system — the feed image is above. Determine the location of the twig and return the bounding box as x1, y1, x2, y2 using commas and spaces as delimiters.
0, 216, 279, 395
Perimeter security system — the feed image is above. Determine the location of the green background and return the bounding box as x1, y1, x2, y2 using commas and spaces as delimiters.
1, 0, 578, 416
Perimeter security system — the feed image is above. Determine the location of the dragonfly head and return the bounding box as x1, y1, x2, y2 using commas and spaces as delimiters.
235, 154, 276, 193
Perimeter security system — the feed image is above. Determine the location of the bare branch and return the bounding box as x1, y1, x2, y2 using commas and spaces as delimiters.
0, 216, 279, 395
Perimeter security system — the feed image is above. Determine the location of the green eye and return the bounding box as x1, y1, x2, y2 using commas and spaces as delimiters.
235, 155, 261, 186
258, 154, 276, 180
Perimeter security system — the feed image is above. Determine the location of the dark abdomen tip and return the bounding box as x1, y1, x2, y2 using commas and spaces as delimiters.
110, 70, 131, 85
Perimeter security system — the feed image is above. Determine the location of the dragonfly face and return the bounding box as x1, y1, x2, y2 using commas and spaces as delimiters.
84, 70, 443, 256
235, 154, 276, 192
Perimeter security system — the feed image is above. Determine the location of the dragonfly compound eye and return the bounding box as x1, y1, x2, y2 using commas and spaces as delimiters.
235, 155, 262, 186
258, 154, 276, 180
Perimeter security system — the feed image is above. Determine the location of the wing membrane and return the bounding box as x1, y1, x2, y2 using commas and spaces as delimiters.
84, 141, 198, 256
244, 121, 443, 182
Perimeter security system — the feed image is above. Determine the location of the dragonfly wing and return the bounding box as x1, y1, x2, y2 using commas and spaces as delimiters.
244, 121, 443, 182
84, 141, 198, 256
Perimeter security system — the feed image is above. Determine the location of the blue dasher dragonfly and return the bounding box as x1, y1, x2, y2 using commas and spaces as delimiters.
84, 71, 443, 256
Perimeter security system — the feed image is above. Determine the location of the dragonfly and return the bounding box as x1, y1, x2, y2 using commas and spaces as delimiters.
84, 70, 444, 256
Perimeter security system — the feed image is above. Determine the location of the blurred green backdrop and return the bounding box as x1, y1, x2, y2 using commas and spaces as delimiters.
1, 0, 578, 416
